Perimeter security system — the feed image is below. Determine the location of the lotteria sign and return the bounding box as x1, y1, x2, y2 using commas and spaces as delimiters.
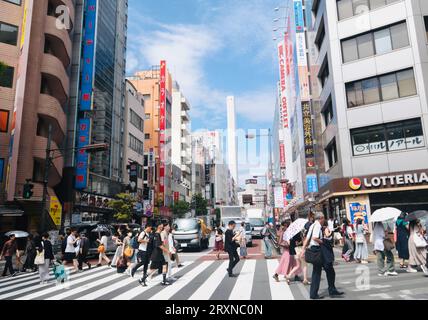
349, 172, 428, 190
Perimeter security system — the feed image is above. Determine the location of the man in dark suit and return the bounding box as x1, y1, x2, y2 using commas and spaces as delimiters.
78, 233, 91, 271
225, 221, 240, 277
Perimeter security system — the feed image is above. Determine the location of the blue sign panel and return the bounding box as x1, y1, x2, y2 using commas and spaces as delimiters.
306, 174, 319, 193
80, 0, 97, 111
294, 0, 305, 33
349, 203, 369, 224
75, 118, 91, 189
0, 158, 4, 183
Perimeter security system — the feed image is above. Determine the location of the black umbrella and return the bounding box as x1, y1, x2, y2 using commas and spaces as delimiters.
405, 210, 428, 222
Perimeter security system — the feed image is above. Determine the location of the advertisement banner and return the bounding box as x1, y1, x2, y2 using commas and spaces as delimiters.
294, 0, 305, 33
274, 187, 284, 209
80, 0, 97, 111
159, 61, 167, 201
277, 41, 289, 129
302, 102, 314, 158
6, 0, 34, 200
282, 183, 289, 208
279, 143, 286, 169
49, 196, 62, 226
75, 118, 91, 189
306, 174, 318, 193
349, 203, 369, 224
296, 33, 310, 101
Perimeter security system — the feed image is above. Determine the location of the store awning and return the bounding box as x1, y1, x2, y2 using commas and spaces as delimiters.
0, 206, 24, 217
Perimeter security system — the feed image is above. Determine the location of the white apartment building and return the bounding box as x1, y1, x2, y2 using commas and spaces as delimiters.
171, 82, 192, 202
311, 0, 428, 221
123, 80, 145, 196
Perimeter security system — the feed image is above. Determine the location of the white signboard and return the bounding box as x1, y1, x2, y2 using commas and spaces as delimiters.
274, 187, 285, 209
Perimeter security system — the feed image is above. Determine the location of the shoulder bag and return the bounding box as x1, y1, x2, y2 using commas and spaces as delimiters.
414, 232, 428, 248
34, 242, 45, 265
383, 238, 395, 251
304, 225, 323, 266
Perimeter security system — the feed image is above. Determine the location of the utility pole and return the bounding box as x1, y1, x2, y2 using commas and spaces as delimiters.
40, 124, 52, 233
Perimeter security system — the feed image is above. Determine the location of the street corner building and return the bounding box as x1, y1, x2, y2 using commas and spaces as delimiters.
0, 0, 129, 239
272, 0, 428, 223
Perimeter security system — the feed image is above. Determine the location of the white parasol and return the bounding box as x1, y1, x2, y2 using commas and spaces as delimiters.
369, 207, 402, 223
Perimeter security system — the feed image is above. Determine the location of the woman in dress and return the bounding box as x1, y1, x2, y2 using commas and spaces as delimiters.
22, 234, 37, 273
342, 219, 355, 262
214, 227, 224, 260
111, 228, 125, 268
272, 221, 296, 284
395, 212, 410, 269
408, 220, 428, 275
354, 218, 369, 264
239, 222, 248, 259
37, 233, 55, 285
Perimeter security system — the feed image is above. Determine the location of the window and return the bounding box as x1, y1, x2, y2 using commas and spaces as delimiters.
0, 158, 4, 183
0, 110, 9, 132
351, 118, 424, 156
322, 99, 334, 127
130, 109, 143, 132
337, 0, 400, 20
145, 113, 151, 120
325, 139, 338, 169
396, 69, 417, 97
0, 22, 18, 46
341, 22, 408, 63
318, 58, 329, 87
129, 134, 144, 155
379, 73, 399, 101
0, 65, 14, 88
315, 19, 325, 50
425, 16, 428, 41
346, 68, 416, 107
145, 133, 150, 140
4, 0, 22, 5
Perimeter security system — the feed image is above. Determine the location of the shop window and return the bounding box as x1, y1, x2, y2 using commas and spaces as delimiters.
145, 133, 150, 140
0, 110, 9, 133
351, 118, 424, 156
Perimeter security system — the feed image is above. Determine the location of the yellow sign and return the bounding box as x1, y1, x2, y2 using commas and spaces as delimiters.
49, 196, 62, 226
20, 0, 29, 50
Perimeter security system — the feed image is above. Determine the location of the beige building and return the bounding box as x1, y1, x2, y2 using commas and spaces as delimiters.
0, 0, 74, 232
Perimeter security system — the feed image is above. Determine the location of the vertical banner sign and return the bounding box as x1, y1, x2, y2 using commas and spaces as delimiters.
80, 0, 97, 112
302, 102, 314, 158
75, 119, 91, 189
282, 182, 289, 208
294, 0, 304, 32
294, 0, 310, 101
159, 61, 167, 204
277, 42, 288, 129
6, 0, 34, 200
306, 174, 319, 193
274, 187, 285, 209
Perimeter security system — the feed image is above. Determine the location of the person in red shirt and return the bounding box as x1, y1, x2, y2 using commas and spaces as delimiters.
1, 234, 19, 277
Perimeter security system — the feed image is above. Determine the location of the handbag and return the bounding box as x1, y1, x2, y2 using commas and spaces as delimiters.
97, 244, 106, 254
305, 225, 323, 266
34, 250, 45, 265
124, 246, 134, 258
414, 232, 428, 248
383, 238, 395, 251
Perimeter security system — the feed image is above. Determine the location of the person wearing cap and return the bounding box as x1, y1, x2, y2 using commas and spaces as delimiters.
0, 234, 19, 277
225, 220, 240, 277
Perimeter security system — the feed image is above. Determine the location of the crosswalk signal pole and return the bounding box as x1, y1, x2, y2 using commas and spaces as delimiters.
40, 124, 52, 234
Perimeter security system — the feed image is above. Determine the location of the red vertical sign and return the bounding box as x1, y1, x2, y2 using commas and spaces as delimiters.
159, 61, 166, 202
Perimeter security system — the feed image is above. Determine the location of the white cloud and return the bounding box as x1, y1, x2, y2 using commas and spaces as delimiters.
235, 88, 277, 123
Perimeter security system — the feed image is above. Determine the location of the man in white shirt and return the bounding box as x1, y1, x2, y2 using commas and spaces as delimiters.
373, 222, 397, 277
328, 217, 335, 232
130, 224, 152, 278
305, 212, 343, 299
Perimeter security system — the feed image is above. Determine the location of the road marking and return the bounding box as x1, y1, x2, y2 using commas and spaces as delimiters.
266, 259, 294, 300
76, 275, 137, 300
46, 272, 124, 300
296, 282, 310, 300
188, 261, 228, 300
14, 267, 114, 300
149, 261, 214, 301
369, 293, 392, 299
111, 261, 194, 300
229, 260, 257, 300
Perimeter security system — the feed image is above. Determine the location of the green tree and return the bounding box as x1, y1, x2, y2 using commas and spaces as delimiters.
191, 194, 208, 216
170, 200, 190, 218
108, 193, 136, 222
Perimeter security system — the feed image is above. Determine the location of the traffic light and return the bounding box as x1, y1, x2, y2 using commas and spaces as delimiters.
23, 180, 34, 199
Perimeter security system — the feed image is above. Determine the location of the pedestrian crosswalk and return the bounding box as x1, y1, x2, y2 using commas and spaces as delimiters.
1, 258, 428, 300
0, 260, 297, 301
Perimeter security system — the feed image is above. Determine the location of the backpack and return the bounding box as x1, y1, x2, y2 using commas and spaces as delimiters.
146, 232, 156, 257
130, 235, 139, 250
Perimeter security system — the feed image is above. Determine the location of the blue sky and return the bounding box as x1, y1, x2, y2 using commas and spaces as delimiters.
127, 0, 283, 185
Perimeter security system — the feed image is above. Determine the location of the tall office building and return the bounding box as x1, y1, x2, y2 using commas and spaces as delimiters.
226, 96, 238, 202
309, 0, 428, 221
66, 0, 128, 225
0, 0, 75, 232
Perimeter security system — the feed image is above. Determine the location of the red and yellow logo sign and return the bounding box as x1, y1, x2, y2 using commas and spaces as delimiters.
349, 178, 362, 191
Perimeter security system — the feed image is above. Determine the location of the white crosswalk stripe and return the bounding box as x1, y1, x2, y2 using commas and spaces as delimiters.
229, 260, 257, 300
0, 260, 300, 301
149, 261, 214, 300
188, 261, 228, 300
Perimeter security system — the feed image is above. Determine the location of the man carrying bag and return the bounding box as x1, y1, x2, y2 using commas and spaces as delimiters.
304, 212, 343, 300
